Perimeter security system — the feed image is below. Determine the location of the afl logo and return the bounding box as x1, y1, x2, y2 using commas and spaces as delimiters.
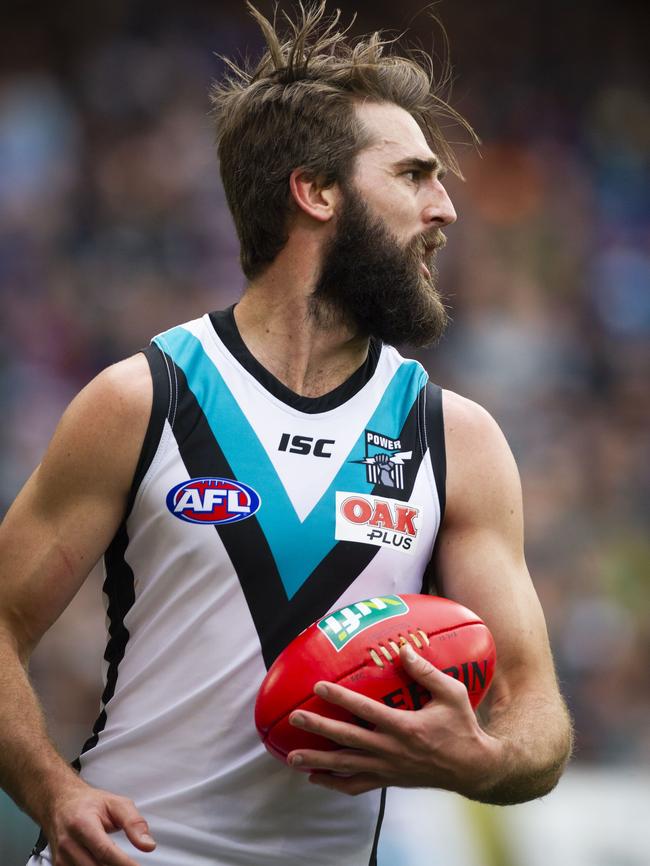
166, 477, 261, 525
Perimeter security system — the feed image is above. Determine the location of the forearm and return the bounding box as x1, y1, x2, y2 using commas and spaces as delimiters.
473, 690, 573, 806
0, 632, 82, 826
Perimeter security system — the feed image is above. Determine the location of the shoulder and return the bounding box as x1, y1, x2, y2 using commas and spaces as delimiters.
442, 388, 504, 442
441, 389, 522, 528
62, 353, 153, 442
91, 352, 153, 405
104, 352, 154, 414
38, 353, 154, 501
442, 389, 516, 468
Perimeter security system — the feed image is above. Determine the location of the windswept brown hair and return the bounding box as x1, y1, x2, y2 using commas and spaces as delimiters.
210, 2, 474, 280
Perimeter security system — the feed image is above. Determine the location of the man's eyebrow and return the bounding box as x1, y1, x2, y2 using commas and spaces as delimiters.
393, 157, 446, 178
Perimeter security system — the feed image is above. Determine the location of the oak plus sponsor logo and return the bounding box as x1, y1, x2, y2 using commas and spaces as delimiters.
317, 595, 408, 651
351, 429, 412, 490
335, 491, 421, 555
166, 477, 261, 525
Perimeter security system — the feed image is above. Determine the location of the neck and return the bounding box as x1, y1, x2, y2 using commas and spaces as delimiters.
233, 259, 370, 398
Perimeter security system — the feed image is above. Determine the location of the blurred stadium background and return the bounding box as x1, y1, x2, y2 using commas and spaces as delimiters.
0, 1, 648, 863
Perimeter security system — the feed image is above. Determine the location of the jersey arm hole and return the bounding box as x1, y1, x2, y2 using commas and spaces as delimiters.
125, 344, 173, 515
421, 381, 447, 596
424, 381, 447, 521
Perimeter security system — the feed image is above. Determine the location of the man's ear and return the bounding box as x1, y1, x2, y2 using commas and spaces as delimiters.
289, 168, 340, 222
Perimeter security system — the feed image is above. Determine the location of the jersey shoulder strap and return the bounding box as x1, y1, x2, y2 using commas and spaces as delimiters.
424, 381, 446, 522
125, 344, 174, 513
421, 381, 447, 596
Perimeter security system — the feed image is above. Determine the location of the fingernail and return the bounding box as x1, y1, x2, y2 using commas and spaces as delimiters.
403, 643, 417, 661
314, 682, 328, 697
290, 754, 303, 766
290, 712, 305, 727
141, 834, 155, 846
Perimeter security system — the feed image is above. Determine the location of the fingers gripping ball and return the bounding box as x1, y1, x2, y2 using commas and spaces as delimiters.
255, 594, 496, 763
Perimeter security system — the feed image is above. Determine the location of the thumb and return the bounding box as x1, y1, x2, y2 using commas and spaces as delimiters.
108, 798, 156, 852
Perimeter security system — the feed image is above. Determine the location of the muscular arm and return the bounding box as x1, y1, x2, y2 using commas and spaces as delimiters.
433, 390, 573, 804
0, 354, 156, 865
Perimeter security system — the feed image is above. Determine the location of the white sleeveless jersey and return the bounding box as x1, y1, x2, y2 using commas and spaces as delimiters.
30, 307, 446, 866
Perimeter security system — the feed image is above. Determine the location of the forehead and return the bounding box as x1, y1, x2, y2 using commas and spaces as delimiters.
353, 101, 435, 167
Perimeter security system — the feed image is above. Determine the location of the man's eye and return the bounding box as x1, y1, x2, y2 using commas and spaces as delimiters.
404, 170, 421, 183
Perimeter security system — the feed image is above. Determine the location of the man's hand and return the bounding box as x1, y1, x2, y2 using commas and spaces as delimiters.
286, 643, 502, 798
45, 779, 156, 866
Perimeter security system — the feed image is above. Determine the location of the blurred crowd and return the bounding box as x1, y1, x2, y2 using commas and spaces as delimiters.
0, 0, 648, 790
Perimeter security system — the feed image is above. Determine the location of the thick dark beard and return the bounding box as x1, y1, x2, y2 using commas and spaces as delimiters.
309, 185, 449, 347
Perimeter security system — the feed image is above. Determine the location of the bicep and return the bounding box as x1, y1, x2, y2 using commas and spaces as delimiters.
435, 520, 556, 712
434, 392, 559, 710
0, 355, 152, 656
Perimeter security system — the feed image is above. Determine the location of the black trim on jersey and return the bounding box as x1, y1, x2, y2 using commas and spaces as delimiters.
209, 306, 382, 414
420, 382, 447, 596
368, 788, 387, 866
78, 346, 168, 747
424, 382, 446, 523
126, 345, 171, 511
31, 829, 48, 857
81, 347, 166, 752
78, 523, 137, 760
168, 357, 428, 668
31, 523, 137, 857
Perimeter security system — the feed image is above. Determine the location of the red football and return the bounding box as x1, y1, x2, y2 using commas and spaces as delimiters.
255, 594, 497, 763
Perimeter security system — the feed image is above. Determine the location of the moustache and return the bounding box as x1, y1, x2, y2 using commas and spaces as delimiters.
410, 230, 447, 260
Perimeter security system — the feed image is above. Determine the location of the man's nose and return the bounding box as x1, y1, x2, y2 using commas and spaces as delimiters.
423, 180, 457, 227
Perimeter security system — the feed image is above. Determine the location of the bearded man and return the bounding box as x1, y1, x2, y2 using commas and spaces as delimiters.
0, 5, 572, 866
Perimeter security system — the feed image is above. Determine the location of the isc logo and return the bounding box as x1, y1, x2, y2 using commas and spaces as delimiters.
278, 433, 335, 458
166, 477, 261, 525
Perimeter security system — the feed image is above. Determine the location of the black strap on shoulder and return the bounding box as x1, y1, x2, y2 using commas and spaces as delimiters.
420, 382, 447, 596
124, 344, 173, 514
424, 381, 446, 523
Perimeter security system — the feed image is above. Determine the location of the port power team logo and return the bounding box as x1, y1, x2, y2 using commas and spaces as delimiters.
351, 429, 412, 490
317, 595, 409, 651
335, 492, 421, 555
167, 477, 261, 525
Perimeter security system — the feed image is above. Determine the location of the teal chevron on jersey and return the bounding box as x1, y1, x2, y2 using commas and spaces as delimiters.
155, 325, 428, 599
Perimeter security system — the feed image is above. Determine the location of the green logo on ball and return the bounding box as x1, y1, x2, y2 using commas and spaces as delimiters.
317, 595, 409, 652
